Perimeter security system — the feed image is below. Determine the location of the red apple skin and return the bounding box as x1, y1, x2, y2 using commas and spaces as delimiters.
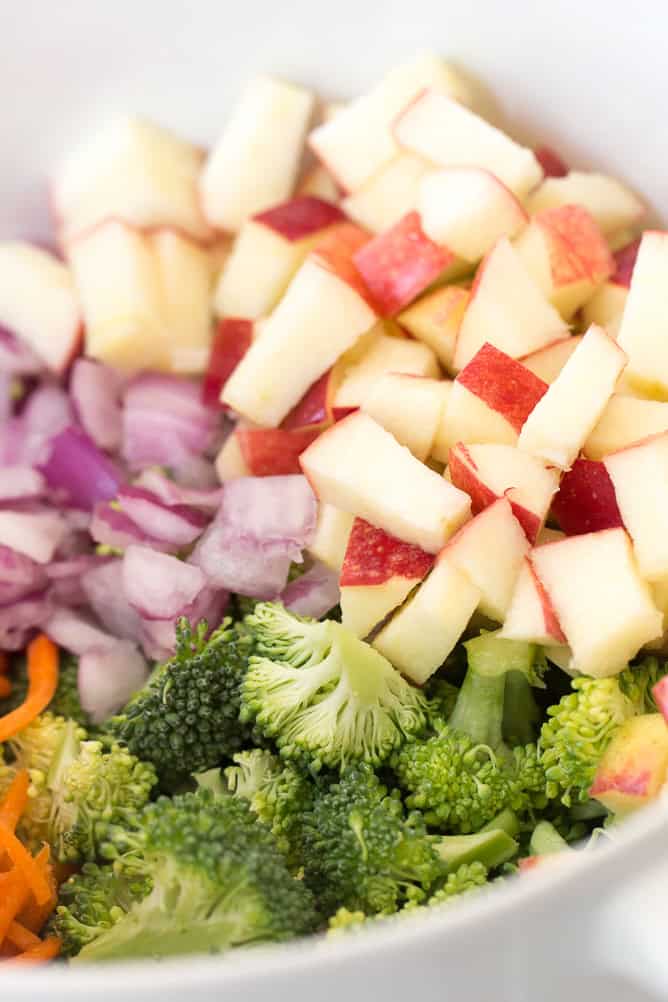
311, 221, 375, 305
236, 426, 321, 477
253, 196, 344, 241
527, 557, 567, 644
331, 405, 359, 422
533, 146, 568, 178
282, 370, 334, 431
457, 343, 548, 432
353, 211, 455, 317
653, 676, 668, 725
202, 317, 253, 409
518, 856, 543, 873
537, 205, 614, 286
551, 458, 624, 536
340, 516, 434, 586
589, 768, 652, 799
612, 237, 642, 288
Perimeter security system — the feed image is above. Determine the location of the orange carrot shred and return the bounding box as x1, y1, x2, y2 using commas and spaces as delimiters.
0, 677, 10, 699
17, 846, 58, 934
0, 869, 29, 942
5, 920, 41, 952
0, 634, 58, 742
0, 770, 30, 833
0, 936, 61, 965
0, 829, 52, 906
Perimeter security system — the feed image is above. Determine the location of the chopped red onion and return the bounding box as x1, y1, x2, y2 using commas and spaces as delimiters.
40, 426, 123, 511
46, 606, 116, 654
138, 585, 229, 661
70, 358, 123, 452
81, 558, 142, 642
90, 501, 182, 554
0, 466, 46, 502
123, 545, 207, 620
0, 374, 12, 426
0, 384, 73, 466
46, 554, 111, 606
0, 326, 43, 375
117, 486, 208, 546
133, 469, 223, 511
0, 591, 52, 650
0, 510, 67, 563
281, 562, 341, 619
0, 546, 48, 604
172, 453, 222, 489
78, 642, 149, 723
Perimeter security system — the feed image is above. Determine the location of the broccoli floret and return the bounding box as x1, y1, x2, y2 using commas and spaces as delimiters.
240, 604, 429, 771
424, 678, 460, 725
224, 749, 313, 869
1, 653, 91, 727
109, 618, 254, 785
73, 789, 317, 961
301, 762, 444, 916
619, 656, 668, 713
423, 861, 489, 906
539, 676, 636, 806
528, 820, 571, 856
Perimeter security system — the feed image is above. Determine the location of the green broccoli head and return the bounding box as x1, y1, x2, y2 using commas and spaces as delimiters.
109, 618, 254, 785
1, 653, 91, 727
74, 789, 317, 961
423, 861, 489, 907
301, 762, 444, 916
240, 604, 429, 771
539, 676, 637, 806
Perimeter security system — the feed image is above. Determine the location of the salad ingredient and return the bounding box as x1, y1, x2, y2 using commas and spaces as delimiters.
341, 152, 430, 235
617, 231, 668, 398
582, 237, 640, 336
306, 504, 354, 572
69, 358, 123, 451
361, 372, 447, 462
520, 335, 583, 384
550, 457, 623, 537
398, 284, 469, 371
590, 713, 668, 815
584, 393, 668, 460
526, 171, 645, 239
40, 425, 122, 511
279, 561, 340, 619
0, 635, 58, 742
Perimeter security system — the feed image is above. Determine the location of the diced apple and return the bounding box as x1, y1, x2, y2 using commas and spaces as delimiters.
514, 205, 614, 319
551, 458, 624, 536
590, 714, 668, 815
297, 163, 341, 202
152, 229, 213, 374
52, 115, 211, 241
361, 373, 447, 461
215, 430, 250, 481
530, 528, 662, 677
501, 557, 566, 645
234, 426, 321, 477
603, 432, 668, 580
340, 517, 434, 637
453, 238, 568, 371
585, 395, 668, 460
653, 675, 668, 725
334, 330, 439, 410
299, 411, 471, 552
526, 171, 645, 240
398, 285, 469, 372
520, 336, 583, 385
310, 221, 374, 302
353, 211, 456, 316
394, 91, 543, 199
306, 503, 354, 571
448, 442, 559, 543
202, 317, 255, 409
419, 167, 528, 262
0, 241, 81, 372
281, 369, 338, 432
309, 53, 472, 193
518, 325, 627, 470
221, 256, 376, 425
443, 498, 529, 621
373, 551, 480, 684
581, 237, 640, 338
200, 76, 315, 232
213, 196, 344, 319
537, 527, 566, 545
342, 153, 431, 234
533, 146, 568, 178
617, 232, 668, 399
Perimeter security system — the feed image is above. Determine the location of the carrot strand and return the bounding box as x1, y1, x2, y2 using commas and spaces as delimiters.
0, 634, 59, 742
0, 828, 52, 906
0, 869, 29, 942
18, 846, 58, 934
0, 770, 30, 833
0, 936, 61, 965
5, 920, 41, 951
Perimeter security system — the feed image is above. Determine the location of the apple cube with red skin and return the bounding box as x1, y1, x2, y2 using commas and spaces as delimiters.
353, 212, 456, 316
590, 714, 668, 816
530, 528, 662, 677
306, 503, 354, 571
297, 164, 340, 202
333, 330, 439, 411
373, 551, 480, 684
453, 238, 568, 371
340, 517, 434, 638
311, 221, 375, 304
200, 76, 315, 232
342, 153, 431, 235
551, 458, 623, 536
362, 373, 448, 461
213, 196, 344, 320
584, 395, 668, 461
513, 204, 614, 320
235, 426, 321, 477
0, 241, 82, 373
582, 238, 641, 338
617, 232, 668, 399
202, 318, 254, 409
448, 442, 559, 543
526, 171, 645, 241
501, 557, 566, 646
300, 411, 471, 553
398, 285, 469, 371
519, 336, 582, 385
533, 146, 568, 178
519, 325, 627, 470
281, 369, 338, 431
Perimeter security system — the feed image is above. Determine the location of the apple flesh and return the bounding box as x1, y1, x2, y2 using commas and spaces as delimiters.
342, 153, 431, 234
0, 241, 81, 373
333, 329, 439, 411
362, 373, 448, 461
152, 229, 213, 374
418, 166, 528, 262
518, 325, 627, 470
398, 285, 469, 372
233, 426, 321, 477
581, 238, 640, 338
448, 442, 559, 543
306, 503, 354, 571
513, 205, 614, 320
202, 317, 254, 409
453, 238, 568, 371
617, 232, 668, 399
373, 551, 480, 684
526, 171, 645, 241
584, 395, 668, 460
299, 411, 471, 553
530, 528, 662, 677
590, 714, 668, 816
215, 429, 251, 481
297, 164, 340, 202
213, 196, 344, 319
652, 675, 668, 725
310, 221, 374, 303
340, 517, 434, 637
501, 557, 566, 646
200, 76, 315, 232
551, 458, 623, 536
520, 336, 583, 385
281, 369, 338, 431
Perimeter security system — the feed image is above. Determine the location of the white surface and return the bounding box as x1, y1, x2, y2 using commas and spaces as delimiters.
2, 0, 668, 998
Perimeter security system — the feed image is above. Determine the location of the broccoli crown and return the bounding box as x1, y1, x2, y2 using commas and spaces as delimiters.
301, 762, 444, 916
109, 618, 254, 784
424, 861, 489, 906
619, 657, 668, 713
75, 789, 317, 961
224, 749, 313, 869
241, 603, 428, 771
424, 678, 460, 726
1, 653, 90, 727
539, 676, 636, 806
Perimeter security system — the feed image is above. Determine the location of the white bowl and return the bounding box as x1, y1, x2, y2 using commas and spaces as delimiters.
3, 0, 668, 998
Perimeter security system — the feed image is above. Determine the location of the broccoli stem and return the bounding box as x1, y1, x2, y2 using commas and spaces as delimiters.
434, 829, 518, 871
479, 809, 520, 839
529, 820, 570, 856
449, 667, 506, 751
503, 672, 540, 747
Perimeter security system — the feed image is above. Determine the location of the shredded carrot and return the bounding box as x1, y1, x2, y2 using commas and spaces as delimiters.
0, 634, 58, 742
0, 935, 61, 965
17, 847, 58, 933
0, 677, 10, 700
0, 869, 29, 943
0, 771, 30, 833
0, 828, 52, 906
5, 921, 41, 952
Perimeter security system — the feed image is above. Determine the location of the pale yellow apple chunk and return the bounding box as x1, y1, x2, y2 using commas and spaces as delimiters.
520, 336, 582, 385
152, 230, 213, 374
518, 325, 627, 469
501, 559, 562, 646
373, 555, 480, 684
215, 431, 250, 481
591, 715, 668, 816
333, 333, 439, 410
342, 153, 431, 234
531, 529, 663, 677
584, 395, 668, 460
214, 221, 307, 319
362, 374, 447, 461
432, 380, 517, 463
526, 172, 644, 239
604, 433, 668, 581
617, 232, 668, 399
222, 258, 376, 426
581, 283, 628, 339
300, 412, 471, 553
306, 504, 354, 571
398, 285, 469, 372
341, 576, 422, 640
